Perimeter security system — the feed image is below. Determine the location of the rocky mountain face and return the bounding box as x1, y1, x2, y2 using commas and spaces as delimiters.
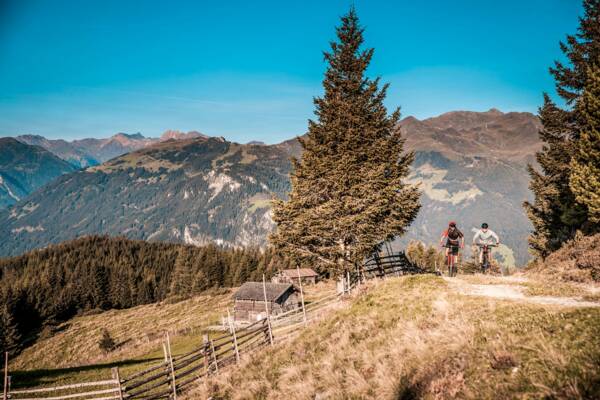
16, 131, 208, 168
0, 138, 76, 209
2, 109, 541, 266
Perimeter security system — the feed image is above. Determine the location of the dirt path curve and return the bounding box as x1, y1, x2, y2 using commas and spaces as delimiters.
444, 276, 600, 308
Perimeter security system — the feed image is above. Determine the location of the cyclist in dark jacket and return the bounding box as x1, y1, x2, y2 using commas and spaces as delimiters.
440, 221, 464, 269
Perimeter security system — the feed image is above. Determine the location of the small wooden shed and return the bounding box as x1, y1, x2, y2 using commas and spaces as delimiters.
271, 268, 319, 285
233, 282, 300, 323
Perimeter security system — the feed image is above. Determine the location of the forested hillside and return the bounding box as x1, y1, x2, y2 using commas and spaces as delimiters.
0, 136, 293, 257
0, 236, 291, 354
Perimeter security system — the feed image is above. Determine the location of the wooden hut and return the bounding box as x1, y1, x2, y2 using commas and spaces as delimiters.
271, 268, 319, 285
233, 282, 300, 323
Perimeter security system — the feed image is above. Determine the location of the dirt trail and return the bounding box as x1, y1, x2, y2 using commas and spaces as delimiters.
445, 276, 600, 308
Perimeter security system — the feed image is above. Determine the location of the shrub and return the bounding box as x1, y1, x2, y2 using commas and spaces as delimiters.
528, 233, 600, 283
98, 329, 116, 353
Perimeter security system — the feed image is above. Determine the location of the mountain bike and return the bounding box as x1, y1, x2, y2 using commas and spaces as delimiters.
443, 244, 460, 277
477, 243, 497, 274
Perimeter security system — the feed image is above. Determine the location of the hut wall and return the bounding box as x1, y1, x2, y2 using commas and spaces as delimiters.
234, 288, 302, 322
234, 299, 290, 322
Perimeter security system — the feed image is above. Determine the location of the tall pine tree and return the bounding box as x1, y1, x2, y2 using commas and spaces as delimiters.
270, 9, 420, 275
550, 0, 600, 105
524, 96, 581, 257
0, 305, 21, 356
570, 63, 600, 226
168, 248, 194, 297
525, 0, 600, 257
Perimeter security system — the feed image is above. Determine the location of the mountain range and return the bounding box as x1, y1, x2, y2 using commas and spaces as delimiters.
0, 138, 76, 209
16, 130, 208, 168
1, 109, 541, 265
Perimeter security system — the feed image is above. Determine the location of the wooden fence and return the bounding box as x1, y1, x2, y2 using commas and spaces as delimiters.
1, 291, 340, 400
3, 319, 270, 400
2, 250, 425, 400
362, 251, 426, 279
6, 373, 122, 400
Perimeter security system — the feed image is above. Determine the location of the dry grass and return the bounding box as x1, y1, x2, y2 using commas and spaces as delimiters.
528, 233, 600, 283
300, 280, 337, 301
521, 278, 597, 299
14, 289, 233, 370
187, 275, 600, 400
9, 275, 599, 398
9, 289, 234, 388
8, 281, 338, 390
456, 273, 526, 286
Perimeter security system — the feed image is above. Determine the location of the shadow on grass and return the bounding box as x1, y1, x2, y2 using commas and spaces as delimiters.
9, 357, 164, 389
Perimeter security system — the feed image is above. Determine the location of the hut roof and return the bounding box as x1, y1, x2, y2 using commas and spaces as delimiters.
234, 282, 296, 302
279, 268, 318, 278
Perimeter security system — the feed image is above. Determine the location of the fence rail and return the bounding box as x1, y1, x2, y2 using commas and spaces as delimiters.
6, 373, 122, 400
3, 249, 427, 400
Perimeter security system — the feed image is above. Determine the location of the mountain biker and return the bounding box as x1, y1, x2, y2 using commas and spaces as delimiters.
440, 221, 464, 271
472, 223, 500, 266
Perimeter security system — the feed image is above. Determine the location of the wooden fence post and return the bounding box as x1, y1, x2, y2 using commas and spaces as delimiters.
165, 333, 177, 400
356, 262, 364, 287
227, 309, 240, 364
3, 352, 8, 400
262, 275, 274, 346
111, 367, 124, 400
202, 334, 210, 374
346, 271, 350, 292
210, 339, 219, 373
296, 265, 307, 326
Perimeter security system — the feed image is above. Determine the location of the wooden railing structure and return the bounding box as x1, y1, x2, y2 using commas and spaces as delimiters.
362, 251, 427, 279
1, 291, 343, 400
2, 250, 426, 400
3, 319, 271, 400
6, 372, 123, 400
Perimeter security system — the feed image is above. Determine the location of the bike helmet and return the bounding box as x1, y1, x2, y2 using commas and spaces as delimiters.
481, 223, 488, 229
449, 221, 456, 227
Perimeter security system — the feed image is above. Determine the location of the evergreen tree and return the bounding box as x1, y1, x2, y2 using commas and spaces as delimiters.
550, 0, 600, 105
270, 9, 420, 275
525, 0, 600, 257
524, 96, 583, 257
0, 305, 21, 356
570, 63, 600, 227
168, 249, 193, 297
0, 235, 290, 352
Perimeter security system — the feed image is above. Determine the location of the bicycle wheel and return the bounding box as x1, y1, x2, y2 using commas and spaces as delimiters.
482, 251, 489, 274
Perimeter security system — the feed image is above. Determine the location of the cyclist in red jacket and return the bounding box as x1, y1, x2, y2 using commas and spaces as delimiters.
440, 221, 464, 273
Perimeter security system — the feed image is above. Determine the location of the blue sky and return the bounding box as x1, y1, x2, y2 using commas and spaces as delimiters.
0, 0, 582, 143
